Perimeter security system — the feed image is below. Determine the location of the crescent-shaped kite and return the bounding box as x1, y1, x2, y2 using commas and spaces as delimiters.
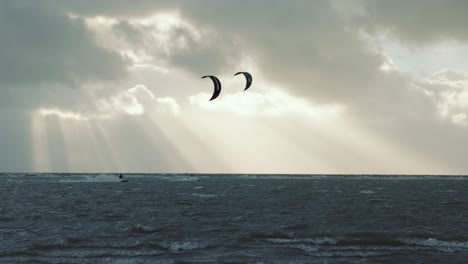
234, 72, 253, 91
201, 75, 222, 101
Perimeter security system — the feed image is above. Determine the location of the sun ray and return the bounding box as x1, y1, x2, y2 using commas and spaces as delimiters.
139, 117, 193, 173
31, 113, 50, 172
56, 119, 111, 172
94, 121, 123, 172
146, 113, 229, 173
46, 117, 71, 172
84, 121, 114, 172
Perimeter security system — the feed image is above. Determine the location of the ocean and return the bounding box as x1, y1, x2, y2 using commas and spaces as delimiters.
1, 174, 468, 263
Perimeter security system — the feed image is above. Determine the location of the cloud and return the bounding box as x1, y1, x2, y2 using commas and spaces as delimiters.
54, 0, 175, 17
64, 0, 432, 123
3, 0, 468, 173
175, 1, 384, 102
38, 108, 89, 121
451, 113, 467, 126
82, 11, 240, 77
27, 0, 468, 119
416, 69, 468, 126
98, 85, 181, 117
0, 1, 131, 115
38, 84, 179, 120
16, 3, 447, 127
9, 1, 424, 124
363, 0, 468, 44
128, 84, 155, 99
156, 97, 180, 114
0, 1, 126, 88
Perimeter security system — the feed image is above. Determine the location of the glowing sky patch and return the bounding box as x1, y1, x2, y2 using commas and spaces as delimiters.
189, 89, 345, 120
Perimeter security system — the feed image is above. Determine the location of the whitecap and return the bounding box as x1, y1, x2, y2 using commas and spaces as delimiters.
162, 241, 207, 252
161, 176, 199, 182
267, 237, 337, 245
59, 174, 121, 183
191, 193, 217, 198
127, 224, 160, 234
400, 238, 468, 252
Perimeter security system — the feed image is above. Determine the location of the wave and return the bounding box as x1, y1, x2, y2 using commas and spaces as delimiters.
292, 244, 382, 258
233, 174, 468, 181
400, 238, 468, 253
191, 193, 217, 198
3, 240, 162, 259
359, 190, 375, 194
31, 248, 163, 258
126, 224, 162, 234
239, 175, 323, 180
158, 241, 208, 252
250, 231, 295, 240
267, 237, 338, 245
3, 173, 468, 181
58, 174, 122, 183
160, 176, 200, 182
264, 234, 468, 257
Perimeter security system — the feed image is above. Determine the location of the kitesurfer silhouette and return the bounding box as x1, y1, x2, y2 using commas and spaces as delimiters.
118, 174, 128, 182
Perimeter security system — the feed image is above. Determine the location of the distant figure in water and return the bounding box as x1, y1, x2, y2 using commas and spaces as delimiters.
118, 174, 128, 182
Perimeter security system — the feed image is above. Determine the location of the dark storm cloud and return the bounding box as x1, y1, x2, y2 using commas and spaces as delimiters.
176, 0, 384, 102
364, 0, 468, 44
55, 0, 176, 17
0, 0, 462, 118
0, 1, 126, 90
170, 0, 434, 119
78, 0, 433, 120
109, 17, 240, 77
71, 0, 388, 106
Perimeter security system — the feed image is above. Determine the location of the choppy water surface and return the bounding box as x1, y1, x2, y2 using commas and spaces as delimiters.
1, 174, 468, 263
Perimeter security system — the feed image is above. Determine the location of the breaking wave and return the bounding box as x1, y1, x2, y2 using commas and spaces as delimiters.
58, 174, 122, 183
158, 241, 208, 252
264, 234, 468, 257
400, 238, 468, 253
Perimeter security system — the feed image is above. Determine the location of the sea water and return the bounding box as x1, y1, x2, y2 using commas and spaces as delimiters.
1, 174, 468, 263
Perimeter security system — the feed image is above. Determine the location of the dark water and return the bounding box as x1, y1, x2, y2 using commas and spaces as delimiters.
1, 174, 468, 263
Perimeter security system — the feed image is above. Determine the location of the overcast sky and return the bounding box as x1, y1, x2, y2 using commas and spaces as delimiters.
2, 0, 468, 174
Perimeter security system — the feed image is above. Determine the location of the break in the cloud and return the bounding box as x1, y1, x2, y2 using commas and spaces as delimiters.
2, 0, 468, 173
189, 90, 344, 119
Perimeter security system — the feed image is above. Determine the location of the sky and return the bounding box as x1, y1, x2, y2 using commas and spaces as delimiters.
2, 0, 468, 174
